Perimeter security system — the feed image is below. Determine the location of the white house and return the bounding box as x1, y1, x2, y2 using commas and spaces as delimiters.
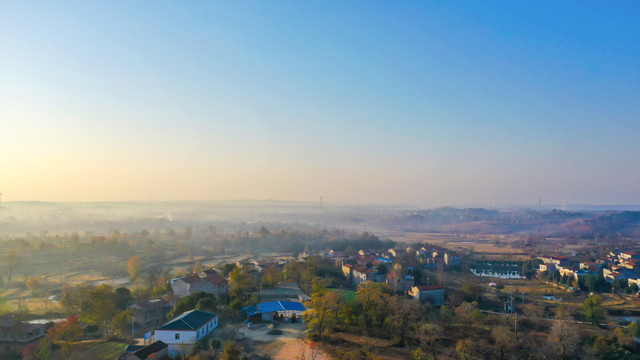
154, 310, 218, 357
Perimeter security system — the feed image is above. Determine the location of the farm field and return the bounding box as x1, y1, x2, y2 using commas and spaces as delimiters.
69, 341, 129, 360
380, 231, 530, 258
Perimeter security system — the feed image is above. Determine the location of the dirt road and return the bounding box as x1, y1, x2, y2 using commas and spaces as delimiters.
240, 322, 330, 360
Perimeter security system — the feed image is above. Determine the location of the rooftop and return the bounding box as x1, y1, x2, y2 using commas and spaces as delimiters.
416, 285, 444, 291
133, 298, 169, 309
257, 300, 306, 313
178, 275, 202, 284
157, 310, 217, 331
204, 274, 227, 284
133, 340, 168, 359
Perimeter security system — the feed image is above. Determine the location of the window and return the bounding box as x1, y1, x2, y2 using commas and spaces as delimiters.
175, 333, 180, 340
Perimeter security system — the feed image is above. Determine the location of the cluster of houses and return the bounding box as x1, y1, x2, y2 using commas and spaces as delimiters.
412, 247, 461, 268
537, 250, 640, 289
110, 247, 640, 358
537, 255, 590, 282
331, 246, 457, 305
4, 244, 457, 359
125, 243, 458, 358
601, 251, 640, 286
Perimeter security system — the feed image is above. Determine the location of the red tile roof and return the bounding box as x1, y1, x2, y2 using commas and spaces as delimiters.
204, 274, 227, 285
358, 255, 377, 263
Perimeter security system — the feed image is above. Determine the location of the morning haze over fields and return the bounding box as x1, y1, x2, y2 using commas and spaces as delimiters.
1, 2, 640, 360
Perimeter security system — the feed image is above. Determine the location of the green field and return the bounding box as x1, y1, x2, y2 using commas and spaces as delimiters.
329, 288, 356, 303
78, 341, 128, 360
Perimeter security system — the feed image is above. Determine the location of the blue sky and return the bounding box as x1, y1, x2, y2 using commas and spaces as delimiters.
1, 1, 639, 206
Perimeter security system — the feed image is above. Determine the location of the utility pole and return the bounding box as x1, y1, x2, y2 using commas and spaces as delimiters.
504, 292, 514, 315
514, 313, 518, 343
132, 315, 135, 338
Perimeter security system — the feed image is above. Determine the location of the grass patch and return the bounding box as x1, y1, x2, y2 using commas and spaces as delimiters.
328, 289, 356, 303
74, 341, 128, 360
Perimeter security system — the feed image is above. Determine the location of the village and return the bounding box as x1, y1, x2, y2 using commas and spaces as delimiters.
3, 230, 640, 359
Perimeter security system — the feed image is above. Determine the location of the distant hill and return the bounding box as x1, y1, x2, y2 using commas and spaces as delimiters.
369, 207, 640, 237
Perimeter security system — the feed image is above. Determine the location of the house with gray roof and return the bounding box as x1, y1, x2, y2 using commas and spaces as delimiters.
154, 310, 218, 357
171, 273, 228, 297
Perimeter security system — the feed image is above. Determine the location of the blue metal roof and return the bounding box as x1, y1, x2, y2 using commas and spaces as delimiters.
257, 301, 306, 313
244, 305, 259, 316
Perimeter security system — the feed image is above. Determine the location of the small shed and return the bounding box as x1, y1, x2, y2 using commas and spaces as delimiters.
256, 301, 306, 322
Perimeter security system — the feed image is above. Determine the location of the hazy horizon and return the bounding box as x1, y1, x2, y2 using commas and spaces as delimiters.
2, 2, 639, 206
3, 199, 640, 212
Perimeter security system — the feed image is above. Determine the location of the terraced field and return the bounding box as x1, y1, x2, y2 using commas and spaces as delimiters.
74, 341, 128, 360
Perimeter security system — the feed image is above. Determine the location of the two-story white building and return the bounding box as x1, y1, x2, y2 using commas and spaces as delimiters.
154, 310, 218, 357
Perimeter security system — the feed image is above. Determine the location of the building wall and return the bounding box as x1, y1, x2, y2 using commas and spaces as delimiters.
261, 311, 304, 321
154, 317, 218, 357
172, 279, 227, 297
133, 304, 171, 328
387, 277, 414, 292
171, 280, 191, 297
342, 265, 353, 281
410, 287, 445, 306
190, 280, 220, 296
155, 330, 197, 357
0, 325, 45, 356
445, 254, 461, 266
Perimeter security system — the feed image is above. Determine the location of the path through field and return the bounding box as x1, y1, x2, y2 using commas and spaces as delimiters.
239, 322, 330, 360
273, 338, 329, 360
